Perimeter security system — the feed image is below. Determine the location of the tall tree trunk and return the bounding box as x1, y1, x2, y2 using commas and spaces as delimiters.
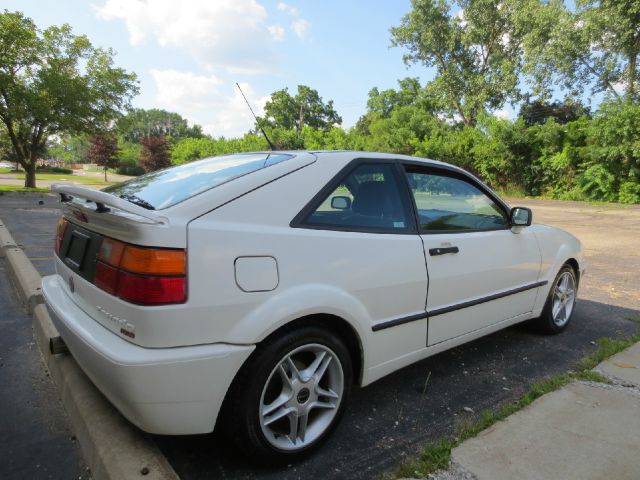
627, 52, 637, 99
104, 165, 108, 182
24, 161, 36, 188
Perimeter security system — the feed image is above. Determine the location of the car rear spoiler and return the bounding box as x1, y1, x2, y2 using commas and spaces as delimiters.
51, 184, 167, 225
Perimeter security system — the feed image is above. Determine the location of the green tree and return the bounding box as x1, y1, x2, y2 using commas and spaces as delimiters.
260, 85, 342, 133
0, 11, 138, 187
171, 137, 222, 165
117, 108, 203, 143
87, 133, 120, 181
355, 77, 437, 135
521, 0, 640, 100
47, 135, 91, 165
587, 100, 640, 184
519, 99, 590, 126
391, 0, 522, 126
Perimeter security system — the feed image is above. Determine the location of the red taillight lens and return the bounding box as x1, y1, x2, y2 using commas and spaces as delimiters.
93, 236, 186, 306
116, 271, 186, 305
94, 261, 119, 294
54, 218, 69, 256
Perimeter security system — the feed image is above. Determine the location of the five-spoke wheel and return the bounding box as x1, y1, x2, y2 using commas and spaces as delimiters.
260, 344, 344, 450
223, 325, 352, 463
535, 264, 578, 333
551, 270, 576, 328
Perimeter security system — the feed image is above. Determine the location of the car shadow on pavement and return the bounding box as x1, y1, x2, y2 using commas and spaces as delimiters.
154, 299, 640, 480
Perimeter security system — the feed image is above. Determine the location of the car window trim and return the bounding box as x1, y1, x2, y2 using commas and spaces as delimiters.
400, 161, 511, 235
290, 158, 419, 235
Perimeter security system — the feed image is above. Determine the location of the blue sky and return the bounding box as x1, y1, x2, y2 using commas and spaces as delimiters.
7, 0, 443, 137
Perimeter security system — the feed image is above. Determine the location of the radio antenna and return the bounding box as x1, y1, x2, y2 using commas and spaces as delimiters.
236, 82, 275, 151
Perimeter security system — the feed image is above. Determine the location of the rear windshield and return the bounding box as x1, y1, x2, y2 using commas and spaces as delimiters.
103, 153, 294, 210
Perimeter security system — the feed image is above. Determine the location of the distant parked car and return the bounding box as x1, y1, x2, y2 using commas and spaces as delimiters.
43, 151, 584, 462
0, 162, 15, 168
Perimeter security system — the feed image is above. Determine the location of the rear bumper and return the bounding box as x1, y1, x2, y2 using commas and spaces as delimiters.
42, 274, 254, 435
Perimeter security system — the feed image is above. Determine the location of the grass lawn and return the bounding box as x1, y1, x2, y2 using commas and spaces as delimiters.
0, 185, 49, 193
6, 171, 116, 186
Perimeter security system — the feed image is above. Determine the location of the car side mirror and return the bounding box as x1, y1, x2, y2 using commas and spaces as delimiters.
331, 196, 351, 210
510, 207, 532, 227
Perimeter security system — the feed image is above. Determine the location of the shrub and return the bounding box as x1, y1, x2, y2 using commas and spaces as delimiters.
618, 181, 640, 204
577, 164, 617, 202
37, 166, 73, 174
117, 158, 145, 176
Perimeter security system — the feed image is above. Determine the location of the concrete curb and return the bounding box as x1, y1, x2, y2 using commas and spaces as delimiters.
0, 218, 179, 480
0, 218, 18, 255
5, 245, 44, 312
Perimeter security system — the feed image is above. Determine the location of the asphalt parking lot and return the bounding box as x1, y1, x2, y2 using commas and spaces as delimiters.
0, 193, 87, 479
0, 192, 638, 479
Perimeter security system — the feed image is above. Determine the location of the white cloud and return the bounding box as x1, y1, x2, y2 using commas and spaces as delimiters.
455, 8, 467, 29
268, 25, 285, 41
611, 80, 627, 95
493, 109, 511, 120
96, 0, 277, 74
203, 85, 271, 138
277, 2, 300, 16
151, 70, 267, 137
291, 18, 310, 38
151, 70, 222, 110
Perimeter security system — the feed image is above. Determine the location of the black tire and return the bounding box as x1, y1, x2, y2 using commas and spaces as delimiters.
222, 325, 353, 464
533, 264, 577, 334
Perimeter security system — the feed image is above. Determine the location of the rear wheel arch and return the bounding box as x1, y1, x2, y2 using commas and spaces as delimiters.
257, 314, 364, 386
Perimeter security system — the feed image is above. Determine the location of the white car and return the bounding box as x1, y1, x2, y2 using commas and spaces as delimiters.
43, 151, 584, 462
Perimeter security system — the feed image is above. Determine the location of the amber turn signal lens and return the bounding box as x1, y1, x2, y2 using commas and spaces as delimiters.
120, 245, 185, 276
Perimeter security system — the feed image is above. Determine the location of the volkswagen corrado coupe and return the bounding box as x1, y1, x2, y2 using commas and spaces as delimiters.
43, 151, 584, 462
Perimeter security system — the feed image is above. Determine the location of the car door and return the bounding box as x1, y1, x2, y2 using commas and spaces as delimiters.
402, 164, 542, 346
291, 160, 430, 365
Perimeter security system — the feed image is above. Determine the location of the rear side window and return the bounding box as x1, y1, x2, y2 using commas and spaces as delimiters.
300, 163, 414, 233
103, 153, 293, 210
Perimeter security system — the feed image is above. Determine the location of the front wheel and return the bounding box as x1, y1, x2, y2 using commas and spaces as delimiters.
223, 325, 352, 464
534, 264, 577, 334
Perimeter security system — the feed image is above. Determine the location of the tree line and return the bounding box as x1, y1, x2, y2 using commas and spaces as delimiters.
1, 3, 639, 203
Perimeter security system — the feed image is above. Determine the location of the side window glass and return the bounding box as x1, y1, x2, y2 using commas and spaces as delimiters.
405, 168, 508, 233
304, 163, 412, 232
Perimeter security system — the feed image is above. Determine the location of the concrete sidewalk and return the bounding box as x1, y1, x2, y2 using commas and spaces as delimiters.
446, 343, 640, 480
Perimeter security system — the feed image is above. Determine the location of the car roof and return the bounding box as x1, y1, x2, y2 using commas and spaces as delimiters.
246, 150, 461, 171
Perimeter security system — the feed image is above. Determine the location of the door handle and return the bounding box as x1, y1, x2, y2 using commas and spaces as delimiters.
429, 246, 459, 256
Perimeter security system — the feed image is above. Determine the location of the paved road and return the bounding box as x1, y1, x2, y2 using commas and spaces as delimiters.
1, 192, 638, 480
156, 300, 639, 480
0, 192, 59, 277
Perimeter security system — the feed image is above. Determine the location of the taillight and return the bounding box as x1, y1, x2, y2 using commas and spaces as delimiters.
54, 218, 69, 256
117, 272, 186, 305
94, 237, 186, 305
